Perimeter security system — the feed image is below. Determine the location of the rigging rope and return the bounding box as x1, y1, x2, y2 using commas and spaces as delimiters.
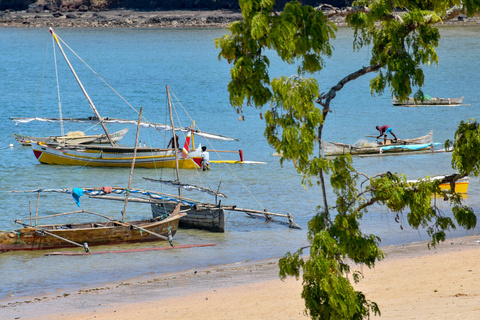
34, 35, 265, 213
54, 33, 193, 144
56, 34, 141, 118
36, 35, 50, 120
141, 86, 267, 210
53, 34, 64, 139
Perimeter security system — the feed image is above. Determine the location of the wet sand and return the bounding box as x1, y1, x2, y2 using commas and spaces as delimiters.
2, 234, 480, 319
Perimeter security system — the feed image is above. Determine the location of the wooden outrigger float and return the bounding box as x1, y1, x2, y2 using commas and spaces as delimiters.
145, 177, 301, 232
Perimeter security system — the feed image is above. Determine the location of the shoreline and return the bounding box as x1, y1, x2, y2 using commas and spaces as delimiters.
0, 9, 244, 28
2, 234, 479, 319
0, 9, 479, 28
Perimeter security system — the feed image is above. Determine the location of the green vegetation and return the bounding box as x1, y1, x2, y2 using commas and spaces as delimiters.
216, 0, 480, 318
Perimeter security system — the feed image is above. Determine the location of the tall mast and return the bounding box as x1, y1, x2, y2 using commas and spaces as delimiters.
49, 28, 115, 147
166, 85, 182, 198
122, 107, 143, 221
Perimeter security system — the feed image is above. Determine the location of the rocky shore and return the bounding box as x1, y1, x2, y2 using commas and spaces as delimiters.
2, 7, 478, 28
0, 9, 245, 28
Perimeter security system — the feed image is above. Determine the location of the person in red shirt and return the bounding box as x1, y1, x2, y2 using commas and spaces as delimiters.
376, 125, 397, 144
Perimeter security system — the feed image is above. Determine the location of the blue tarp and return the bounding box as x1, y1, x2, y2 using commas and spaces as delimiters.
381, 143, 440, 151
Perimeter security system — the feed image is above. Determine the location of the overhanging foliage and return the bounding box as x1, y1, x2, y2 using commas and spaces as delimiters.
216, 1, 480, 318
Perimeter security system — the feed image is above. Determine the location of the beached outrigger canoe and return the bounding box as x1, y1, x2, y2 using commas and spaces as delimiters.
0, 209, 183, 252
1, 110, 185, 253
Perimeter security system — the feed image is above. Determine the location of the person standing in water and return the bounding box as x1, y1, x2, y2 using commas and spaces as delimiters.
201, 146, 210, 171
376, 125, 397, 144
167, 134, 179, 149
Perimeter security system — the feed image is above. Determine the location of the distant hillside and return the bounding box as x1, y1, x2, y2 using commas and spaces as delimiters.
0, 0, 351, 12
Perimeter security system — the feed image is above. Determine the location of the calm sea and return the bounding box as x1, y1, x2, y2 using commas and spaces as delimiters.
0, 26, 479, 300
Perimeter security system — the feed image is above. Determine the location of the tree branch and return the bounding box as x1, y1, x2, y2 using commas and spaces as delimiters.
316, 63, 382, 108
444, 6, 463, 21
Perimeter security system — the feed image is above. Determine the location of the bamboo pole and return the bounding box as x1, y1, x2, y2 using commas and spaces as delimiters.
118, 106, 172, 243
116, 204, 184, 243
209, 205, 291, 218
90, 189, 200, 204
166, 85, 182, 198
122, 107, 143, 221
14, 220, 86, 249
208, 150, 241, 153
202, 204, 301, 229
9, 187, 200, 203
142, 177, 227, 198
36, 229, 86, 248
35, 190, 40, 226
122, 221, 170, 241
14, 209, 171, 242
49, 28, 115, 146
233, 210, 301, 229
29, 201, 32, 226
90, 195, 173, 204
15, 210, 109, 222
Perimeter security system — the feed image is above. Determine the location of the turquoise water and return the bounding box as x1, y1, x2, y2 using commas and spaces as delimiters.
0, 26, 479, 300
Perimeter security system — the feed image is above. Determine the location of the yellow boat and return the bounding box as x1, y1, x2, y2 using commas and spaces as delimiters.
438, 177, 469, 194
31, 142, 202, 169
408, 175, 469, 194
25, 29, 240, 170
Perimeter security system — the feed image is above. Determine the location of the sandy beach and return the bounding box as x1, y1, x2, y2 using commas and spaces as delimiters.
2, 234, 479, 319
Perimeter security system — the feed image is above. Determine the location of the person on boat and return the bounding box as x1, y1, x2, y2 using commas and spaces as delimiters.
376, 125, 397, 144
201, 146, 210, 171
167, 134, 179, 149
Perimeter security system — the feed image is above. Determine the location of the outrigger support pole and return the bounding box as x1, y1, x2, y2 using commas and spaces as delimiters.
200, 204, 301, 229
14, 219, 89, 252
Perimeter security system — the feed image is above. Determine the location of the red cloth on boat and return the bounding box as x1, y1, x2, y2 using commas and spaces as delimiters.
101, 186, 112, 194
